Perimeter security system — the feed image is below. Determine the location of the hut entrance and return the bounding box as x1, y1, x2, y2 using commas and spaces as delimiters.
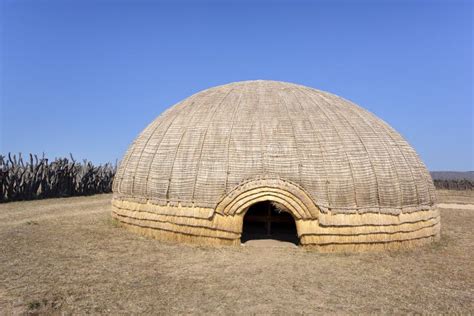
241, 201, 298, 245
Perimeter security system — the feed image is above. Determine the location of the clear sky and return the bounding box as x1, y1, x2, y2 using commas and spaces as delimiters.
1, 0, 472, 170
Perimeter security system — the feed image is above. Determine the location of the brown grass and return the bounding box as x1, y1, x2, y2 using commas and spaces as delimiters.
0, 191, 473, 314
436, 189, 474, 204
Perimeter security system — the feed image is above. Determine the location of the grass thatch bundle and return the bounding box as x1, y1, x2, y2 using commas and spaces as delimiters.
112, 80, 440, 251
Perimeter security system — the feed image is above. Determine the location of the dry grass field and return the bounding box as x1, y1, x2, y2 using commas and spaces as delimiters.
0, 191, 473, 314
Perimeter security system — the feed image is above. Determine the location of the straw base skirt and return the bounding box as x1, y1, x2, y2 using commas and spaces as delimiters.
111, 198, 440, 252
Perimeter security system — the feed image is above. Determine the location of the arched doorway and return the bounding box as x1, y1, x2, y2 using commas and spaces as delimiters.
215, 178, 320, 246
241, 201, 299, 245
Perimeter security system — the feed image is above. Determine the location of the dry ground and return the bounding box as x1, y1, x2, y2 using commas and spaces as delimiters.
436, 189, 474, 204
0, 191, 473, 314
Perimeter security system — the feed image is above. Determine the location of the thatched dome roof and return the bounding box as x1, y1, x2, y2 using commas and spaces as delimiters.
113, 80, 435, 215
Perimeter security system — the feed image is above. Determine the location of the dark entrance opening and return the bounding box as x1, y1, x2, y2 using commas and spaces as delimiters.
241, 201, 298, 245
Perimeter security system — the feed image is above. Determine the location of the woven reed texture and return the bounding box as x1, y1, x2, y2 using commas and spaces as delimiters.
113, 80, 435, 214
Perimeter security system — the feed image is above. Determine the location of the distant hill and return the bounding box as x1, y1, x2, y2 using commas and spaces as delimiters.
430, 171, 474, 181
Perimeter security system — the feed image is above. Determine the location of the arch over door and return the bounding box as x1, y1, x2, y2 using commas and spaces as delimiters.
215, 178, 320, 220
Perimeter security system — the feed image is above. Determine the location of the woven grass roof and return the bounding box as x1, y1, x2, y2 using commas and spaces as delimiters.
113, 80, 435, 215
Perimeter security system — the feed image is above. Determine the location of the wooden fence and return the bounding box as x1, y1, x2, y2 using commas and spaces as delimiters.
0, 153, 116, 203
433, 179, 473, 190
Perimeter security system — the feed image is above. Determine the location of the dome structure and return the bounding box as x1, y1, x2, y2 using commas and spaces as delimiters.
112, 80, 440, 252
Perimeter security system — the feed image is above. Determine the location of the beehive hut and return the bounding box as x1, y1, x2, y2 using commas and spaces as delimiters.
112, 80, 440, 252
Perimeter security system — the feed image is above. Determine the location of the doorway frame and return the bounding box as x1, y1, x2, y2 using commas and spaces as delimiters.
215, 178, 320, 240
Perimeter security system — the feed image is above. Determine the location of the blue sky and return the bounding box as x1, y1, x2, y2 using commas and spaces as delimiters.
1, 0, 472, 170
